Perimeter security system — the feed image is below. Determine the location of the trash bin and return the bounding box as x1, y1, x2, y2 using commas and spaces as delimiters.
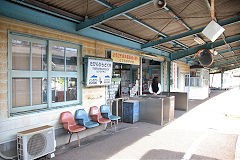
123, 100, 139, 123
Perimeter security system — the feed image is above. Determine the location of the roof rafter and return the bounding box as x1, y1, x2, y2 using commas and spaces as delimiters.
94, 0, 189, 49
141, 15, 240, 49
9, 0, 83, 22
215, 54, 240, 63
217, 46, 240, 55
204, 0, 237, 60
0, 0, 170, 57
212, 57, 240, 67
163, 6, 206, 43
76, 0, 152, 31
171, 35, 240, 60
223, 64, 240, 71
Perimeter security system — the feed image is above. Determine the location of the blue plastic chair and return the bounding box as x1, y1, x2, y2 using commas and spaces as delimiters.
75, 109, 99, 129
100, 105, 121, 131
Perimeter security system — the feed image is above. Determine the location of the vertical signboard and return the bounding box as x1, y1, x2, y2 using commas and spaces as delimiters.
85, 57, 113, 87
172, 62, 178, 88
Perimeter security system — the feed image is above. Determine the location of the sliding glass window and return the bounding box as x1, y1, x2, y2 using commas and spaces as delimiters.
9, 34, 81, 114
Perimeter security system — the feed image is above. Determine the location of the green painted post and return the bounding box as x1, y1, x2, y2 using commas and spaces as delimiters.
167, 58, 171, 92
130, 65, 133, 89
161, 62, 164, 91
221, 69, 224, 90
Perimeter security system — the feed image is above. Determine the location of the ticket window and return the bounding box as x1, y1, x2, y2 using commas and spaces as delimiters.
142, 59, 161, 93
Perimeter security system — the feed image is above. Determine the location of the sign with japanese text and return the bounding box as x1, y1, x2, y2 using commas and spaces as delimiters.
111, 51, 140, 65
86, 57, 113, 87
172, 62, 178, 88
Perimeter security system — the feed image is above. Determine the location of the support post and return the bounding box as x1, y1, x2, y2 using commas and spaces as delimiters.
167, 58, 171, 92
140, 57, 143, 95
221, 69, 224, 90
130, 65, 133, 90
161, 62, 164, 91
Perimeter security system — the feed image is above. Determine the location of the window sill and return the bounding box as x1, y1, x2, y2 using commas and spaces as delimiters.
10, 103, 81, 117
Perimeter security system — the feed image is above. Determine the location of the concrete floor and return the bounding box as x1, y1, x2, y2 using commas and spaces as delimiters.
53, 88, 240, 160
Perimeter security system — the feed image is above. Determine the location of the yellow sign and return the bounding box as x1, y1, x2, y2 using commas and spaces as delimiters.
111, 51, 140, 65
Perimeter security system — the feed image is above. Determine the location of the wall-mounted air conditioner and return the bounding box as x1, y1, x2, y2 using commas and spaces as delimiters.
17, 125, 56, 160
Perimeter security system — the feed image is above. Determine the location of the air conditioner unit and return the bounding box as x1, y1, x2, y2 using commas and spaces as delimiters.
17, 125, 56, 160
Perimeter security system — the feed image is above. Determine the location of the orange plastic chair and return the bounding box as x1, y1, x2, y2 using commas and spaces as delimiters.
60, 111, 86, 146
89, 106, 111, 124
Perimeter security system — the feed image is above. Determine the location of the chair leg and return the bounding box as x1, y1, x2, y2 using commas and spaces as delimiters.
104, 123, 107, 131
67, 133, 72, 145
77, 132, 80, 147
114, 121, 117, 132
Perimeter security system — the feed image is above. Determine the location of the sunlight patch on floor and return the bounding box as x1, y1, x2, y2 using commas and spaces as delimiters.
106, 88, 240, 160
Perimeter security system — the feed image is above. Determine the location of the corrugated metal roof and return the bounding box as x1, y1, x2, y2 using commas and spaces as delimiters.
36, 0, 110, 18
13, 0, 240, 71
104, 15, 157, 41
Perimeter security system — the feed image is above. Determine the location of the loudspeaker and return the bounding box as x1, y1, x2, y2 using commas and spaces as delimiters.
196, 49, 214, 67
153, 0, 166, 8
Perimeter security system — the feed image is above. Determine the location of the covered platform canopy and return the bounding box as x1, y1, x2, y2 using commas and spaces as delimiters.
1, 0, 239, 72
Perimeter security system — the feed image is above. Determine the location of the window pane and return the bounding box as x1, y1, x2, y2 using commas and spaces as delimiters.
67, 78, 77, 101
66, 48, 77, 72
190, 78, 194, 87
12, 78, 30, 107
196, 78, 200, 87
52, 77, 65, 102
52, 46, 64, 71
32, 43, 47, 71
32, 78, 47, 105
12, 40, 30, 70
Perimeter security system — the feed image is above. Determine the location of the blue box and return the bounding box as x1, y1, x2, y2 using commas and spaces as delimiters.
123, 100, 139, 123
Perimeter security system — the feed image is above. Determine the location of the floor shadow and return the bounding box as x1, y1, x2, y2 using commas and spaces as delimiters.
53, 122, 165, 160
53, 90, 232, 160
140, 149, 217, 160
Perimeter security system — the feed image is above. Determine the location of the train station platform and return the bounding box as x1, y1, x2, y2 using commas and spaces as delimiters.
53, 88, 240, 160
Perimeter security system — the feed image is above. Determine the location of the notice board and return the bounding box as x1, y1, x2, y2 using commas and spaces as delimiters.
84, 57, 113, 87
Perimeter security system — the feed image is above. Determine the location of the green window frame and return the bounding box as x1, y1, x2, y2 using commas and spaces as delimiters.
8, 33, 82, 115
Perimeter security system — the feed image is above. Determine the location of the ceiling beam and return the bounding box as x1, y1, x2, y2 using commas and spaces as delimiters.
163, 7, 192, 31
94, 0, 115, 9
217, 46, 240, 55
93, 24, 147, 43
92, 24, 173, 54
205, 0, 238, 61
9, 0, 83, 22
141, 15, 240, 49
94, 0, 189, 49
172, 46, 240, 62
76, 0, 152, 31
212, 57, 240, 67
215, 54, 240, 62
163, 6, 206, 43
0, 0, 170, 57
9, 0, 153, 48
171, 35, 240, 60
223, 64, 240, 71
